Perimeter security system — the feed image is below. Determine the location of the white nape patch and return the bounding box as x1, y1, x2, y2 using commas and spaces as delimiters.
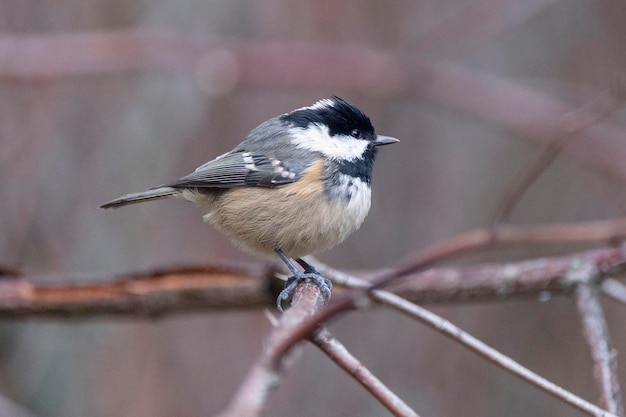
290, 98, 336, 113
242, 152, 257, 170
306, 98, 336, 110
290, 124, 368, 160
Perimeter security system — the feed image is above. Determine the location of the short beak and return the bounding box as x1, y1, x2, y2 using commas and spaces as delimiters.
373, 135, 400, 146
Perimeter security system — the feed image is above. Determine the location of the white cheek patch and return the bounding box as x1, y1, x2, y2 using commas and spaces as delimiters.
290, 124, 369, 160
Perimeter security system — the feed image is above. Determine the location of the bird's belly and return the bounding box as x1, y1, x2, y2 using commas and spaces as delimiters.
202, 182, 371, 258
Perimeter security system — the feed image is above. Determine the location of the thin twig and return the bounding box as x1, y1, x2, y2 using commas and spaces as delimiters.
601, 279, 626, 306
412, 61, 626, 184
311, 261, 618, 417
370, 219, 626, 288
387, 246, 626, 304
575, 280, 624, 416
215, 281, 325, 417
311, 327, 419, 417
0, 394, 38, 417
489, 93, 620, 230
374, 290, 616, 417
489, 133, 572, 230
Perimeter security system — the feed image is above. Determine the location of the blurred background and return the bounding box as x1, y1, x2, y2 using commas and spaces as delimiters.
1, 0, 626, 416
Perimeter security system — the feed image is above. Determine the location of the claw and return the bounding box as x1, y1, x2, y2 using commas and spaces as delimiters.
274, 249, 333, 311
277, 272, 333, 311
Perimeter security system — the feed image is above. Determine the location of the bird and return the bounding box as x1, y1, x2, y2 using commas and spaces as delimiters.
100, 96, 398, 309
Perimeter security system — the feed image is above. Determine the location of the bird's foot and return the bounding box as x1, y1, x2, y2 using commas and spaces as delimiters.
276, 271, 332, 311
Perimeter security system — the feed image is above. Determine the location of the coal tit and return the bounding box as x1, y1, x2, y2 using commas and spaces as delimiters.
100, 96, 398, 308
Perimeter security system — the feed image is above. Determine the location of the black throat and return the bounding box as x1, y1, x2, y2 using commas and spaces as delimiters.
334, 145, 377, 185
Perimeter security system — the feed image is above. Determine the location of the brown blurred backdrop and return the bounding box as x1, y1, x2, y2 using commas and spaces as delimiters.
1, 1, 626, 416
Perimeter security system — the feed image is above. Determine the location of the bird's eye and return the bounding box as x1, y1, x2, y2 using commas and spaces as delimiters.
350, 129, 363, 139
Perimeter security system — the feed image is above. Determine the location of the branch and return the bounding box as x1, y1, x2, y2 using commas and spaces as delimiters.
216, 280, 325, 417
576, 282, 624, 416
373, 289, 617, 417
312, 261, 619, 417
0, 264, 275, 317
489, 92, 621, 229
411, 62, 626, 184
0, 394, 38, 417
601, 279, 626, 306
480, 7, 626, 235
1, 31, 626, 183
2, 220, 626, 317
311, 327, 419, 417
371, 218, 626, 287
0, 30, 406, 95
391, 246, 626, 305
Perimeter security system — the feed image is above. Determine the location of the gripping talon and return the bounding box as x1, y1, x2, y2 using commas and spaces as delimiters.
274, 249, 332, 311
276, 272, 333, 311
277, 276, 298, 310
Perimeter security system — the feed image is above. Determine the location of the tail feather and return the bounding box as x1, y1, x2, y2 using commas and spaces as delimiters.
100, 187, 178, 209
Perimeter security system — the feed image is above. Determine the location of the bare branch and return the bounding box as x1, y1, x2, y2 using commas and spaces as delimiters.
411, 0, 560, 58
392, 247, 626, 305
575, 281, 624, 416
0, 264, 274, 318
601, 279, 626, 306
311, 327, 419, 417
374, 289, 617, 417
489, 92, 621, 229
216, 280, 325, 417
0, 30, 406, 96
371, 219, 626, 287
312, 261, 619, 417
2, 221, 626, 317
412, 62, 626, 184
0, 31, 625, 182
0, 394, 38, 417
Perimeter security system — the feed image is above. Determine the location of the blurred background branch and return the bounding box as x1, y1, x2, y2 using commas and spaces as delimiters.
1, 237, 625, 317
3, 30, 626, 186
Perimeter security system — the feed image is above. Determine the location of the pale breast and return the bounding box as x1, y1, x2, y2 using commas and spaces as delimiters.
197, 161, 372, 258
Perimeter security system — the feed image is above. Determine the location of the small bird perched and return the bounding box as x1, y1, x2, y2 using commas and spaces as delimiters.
101, 96, 398, 308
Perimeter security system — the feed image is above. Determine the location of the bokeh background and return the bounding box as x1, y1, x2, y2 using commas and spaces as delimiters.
1, 1, 626, 416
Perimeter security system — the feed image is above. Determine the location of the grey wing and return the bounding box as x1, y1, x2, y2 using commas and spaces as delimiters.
164, 151, 301, 189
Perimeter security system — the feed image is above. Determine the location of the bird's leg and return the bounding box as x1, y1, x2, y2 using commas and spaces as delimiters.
296, 256, 332, 293
275, 248, 302, 275
274, 249, 332, 310
295, 257, 317, 273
